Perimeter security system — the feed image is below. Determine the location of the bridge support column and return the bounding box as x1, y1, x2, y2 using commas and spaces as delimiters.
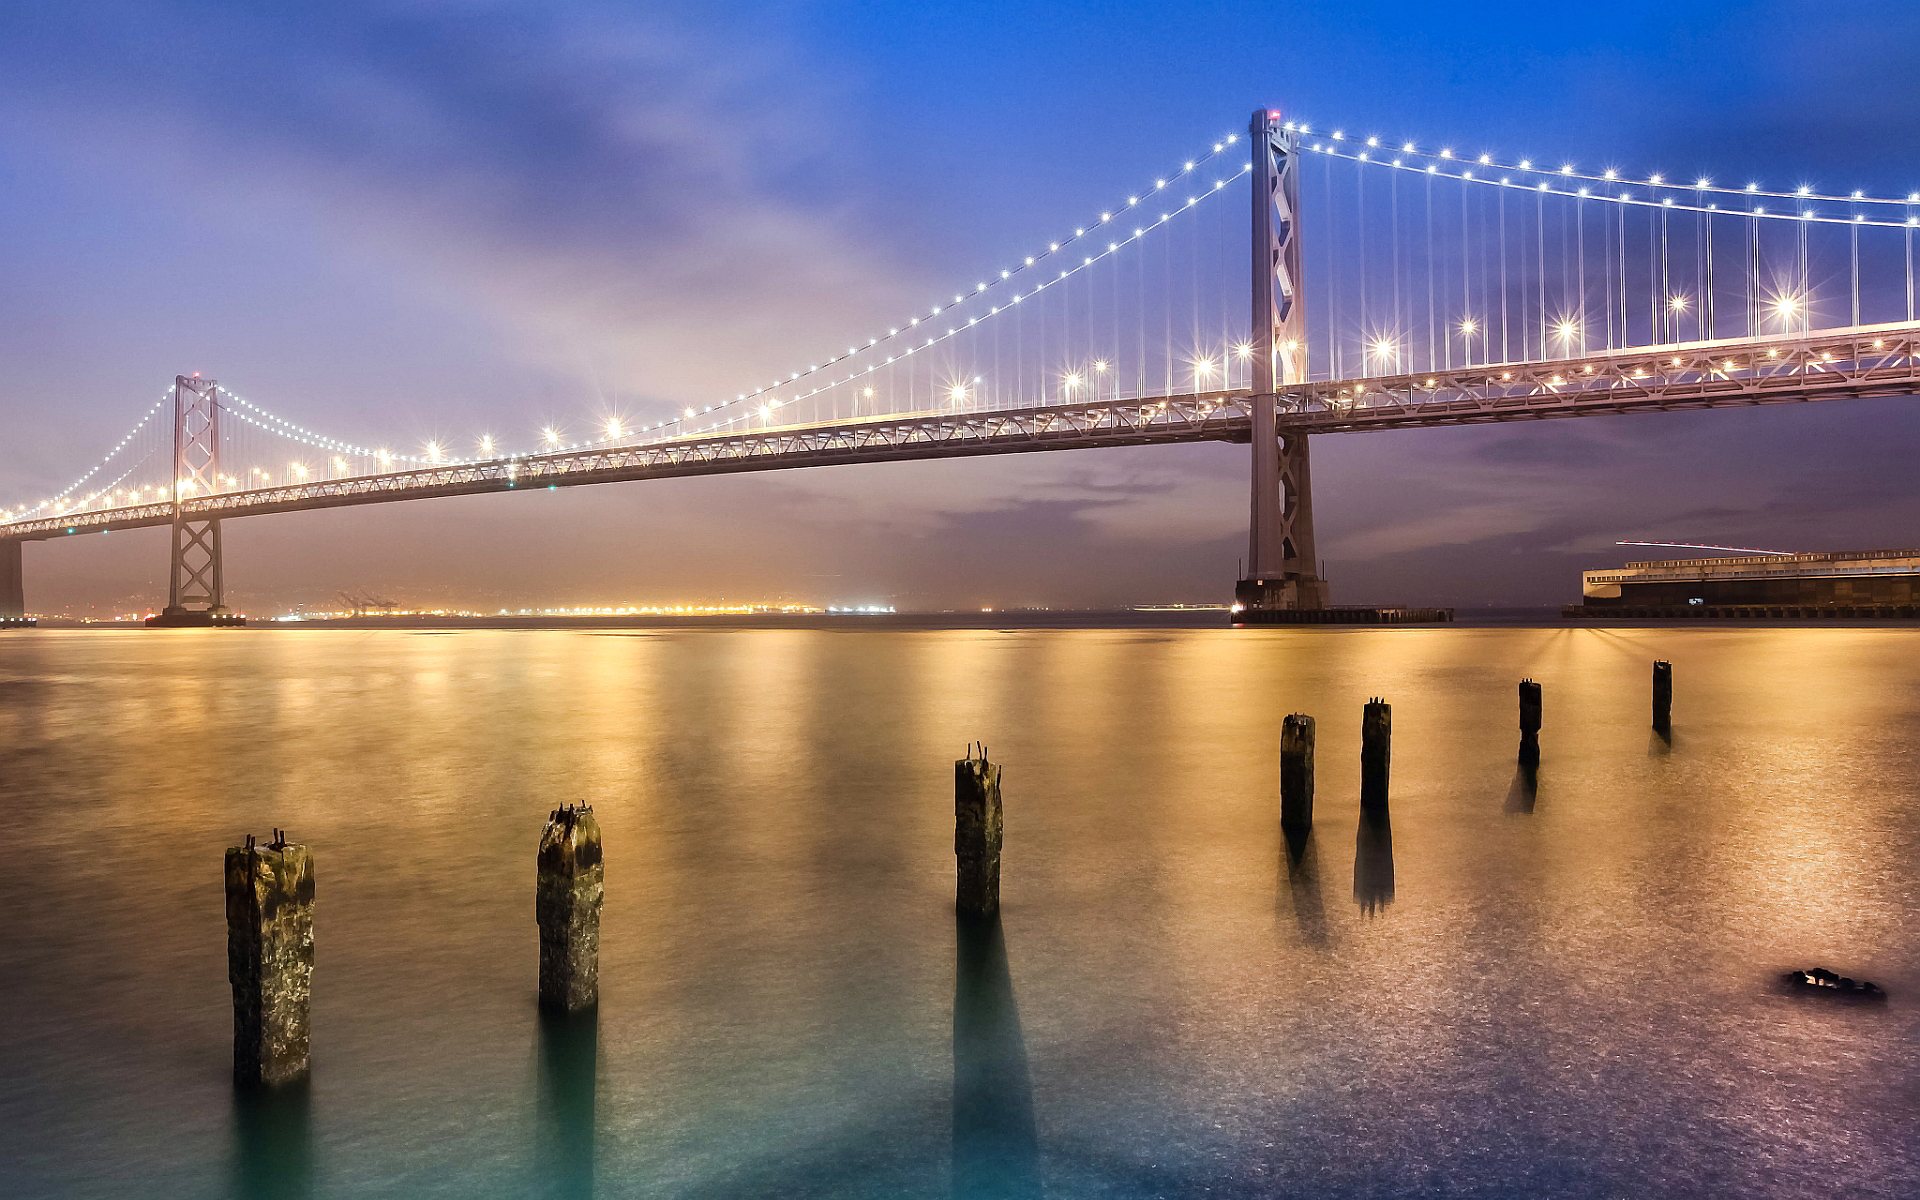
1237, 427, 1328, 613
148, 375, 243, 628
1235, 108, 1329, 619
0, 539, 24, 621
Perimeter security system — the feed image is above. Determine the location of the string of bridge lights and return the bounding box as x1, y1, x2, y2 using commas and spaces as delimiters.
1285, 120, 1920, 213
669, 164, 1254, 443
0, 395, 168, 524
14, 118, 1919, 528
648, 133, 1253, 443
1316, 143, 1920, 230
218, 388, 429, 466
52, 130, 1259, 484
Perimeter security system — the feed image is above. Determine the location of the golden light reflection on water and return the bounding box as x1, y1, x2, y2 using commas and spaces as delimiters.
0, 625, 1916, 1198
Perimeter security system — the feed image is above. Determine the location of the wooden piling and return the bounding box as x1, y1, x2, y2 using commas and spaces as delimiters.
537, 805, 603, 1013
955, 746, 1003, 918
1519, 679, 1542, 767
225, 831, 314, 1087
1281, 714, 1315, 836
1360, 699, 1391, 818
1652, 661, 1673, 731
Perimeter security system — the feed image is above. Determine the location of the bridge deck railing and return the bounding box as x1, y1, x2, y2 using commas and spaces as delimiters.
5, 321, 1917, 543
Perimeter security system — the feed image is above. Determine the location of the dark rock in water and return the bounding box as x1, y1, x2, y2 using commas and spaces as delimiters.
1782, 968, 1886, 1000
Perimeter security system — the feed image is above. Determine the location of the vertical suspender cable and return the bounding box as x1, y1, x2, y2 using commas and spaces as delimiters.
1535, 186, 1546, 360
1498, 184, 1509, 362
1704, 208, 1715, 339
1357, 159, 1368, 370
1425, 169, 1436, 371
1850, 215, 1860, 327
1390, 163, 1402, 371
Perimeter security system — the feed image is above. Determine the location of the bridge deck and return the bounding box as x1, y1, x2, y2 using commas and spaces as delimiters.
6, 322, 1917, 542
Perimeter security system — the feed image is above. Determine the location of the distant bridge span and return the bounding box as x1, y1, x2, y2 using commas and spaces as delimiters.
8, 105, 1920, 622
3, 321, 1915, 546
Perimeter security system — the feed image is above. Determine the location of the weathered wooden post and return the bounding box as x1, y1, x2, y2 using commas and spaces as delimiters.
1652, 661, 1673, 732
955, 745, 1003, 918
1360, 699, 1391, 818
226, 831, 314, 1087
1519, 679, 1542, 767
537, 805, 603, 1013
1281, 714, 1315, 837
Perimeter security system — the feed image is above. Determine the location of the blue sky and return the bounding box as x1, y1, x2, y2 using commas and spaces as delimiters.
3, 0, 1918, 612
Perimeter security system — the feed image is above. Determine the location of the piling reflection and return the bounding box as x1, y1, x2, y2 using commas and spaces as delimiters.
536, 1009, 597, 1199
1353, 814, 1395, 915
1505, 755, 1539, 814
229, 1080, 312, 1200
1282, 828, 1330, 946
952, 914, 1040, 1200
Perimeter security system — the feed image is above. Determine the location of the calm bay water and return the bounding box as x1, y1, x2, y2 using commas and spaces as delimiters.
1, 625, 1916, 1198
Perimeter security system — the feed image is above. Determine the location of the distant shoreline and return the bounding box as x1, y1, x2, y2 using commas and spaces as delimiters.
26, 607, 1917, 631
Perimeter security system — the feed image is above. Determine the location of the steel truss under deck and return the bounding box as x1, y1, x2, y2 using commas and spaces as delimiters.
5, 322, 1918, 546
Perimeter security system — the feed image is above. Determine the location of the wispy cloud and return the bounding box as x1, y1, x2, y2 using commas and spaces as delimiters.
0, 1, 916, 414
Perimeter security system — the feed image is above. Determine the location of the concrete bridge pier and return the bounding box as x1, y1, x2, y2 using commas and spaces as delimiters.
1237, 426, 1329, 614
0, 540, 25, 623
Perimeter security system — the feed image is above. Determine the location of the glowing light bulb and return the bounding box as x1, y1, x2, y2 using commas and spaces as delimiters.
1458, 318, 1479, 336
1669, 295, 1690, 312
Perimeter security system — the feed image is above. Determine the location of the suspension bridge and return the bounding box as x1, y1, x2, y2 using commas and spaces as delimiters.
3, 110, 1917, 625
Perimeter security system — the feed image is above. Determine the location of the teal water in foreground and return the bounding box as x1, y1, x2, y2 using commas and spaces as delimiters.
1, 625, 1916, 1198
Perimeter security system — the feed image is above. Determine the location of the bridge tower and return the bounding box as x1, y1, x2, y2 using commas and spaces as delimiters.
147, 375, 242, 627
1235, 108, 1329, 617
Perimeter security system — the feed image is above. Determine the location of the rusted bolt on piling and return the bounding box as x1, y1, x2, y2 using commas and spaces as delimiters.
537, 805, 603, 1013
955, 743, 1003, 919
225, 830, 314, 1087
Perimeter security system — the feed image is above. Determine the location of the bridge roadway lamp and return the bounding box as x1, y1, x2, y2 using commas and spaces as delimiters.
1235, 108, 1329, 620
147, 374, 244, 627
